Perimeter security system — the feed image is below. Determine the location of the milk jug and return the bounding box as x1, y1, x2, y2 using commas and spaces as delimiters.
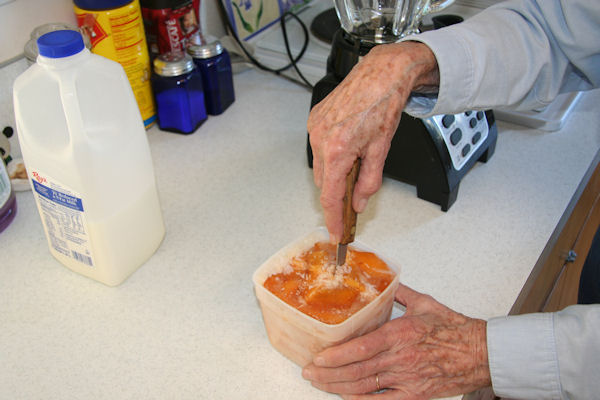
13, 30, 165, 286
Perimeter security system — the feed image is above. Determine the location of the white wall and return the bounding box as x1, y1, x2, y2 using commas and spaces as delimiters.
201, 0, 227, 42
0, 0, 76, 63
0, 0, 226, 65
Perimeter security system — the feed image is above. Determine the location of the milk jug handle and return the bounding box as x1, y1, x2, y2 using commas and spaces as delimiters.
56, 71, 87, 146
426, 0, 455, 14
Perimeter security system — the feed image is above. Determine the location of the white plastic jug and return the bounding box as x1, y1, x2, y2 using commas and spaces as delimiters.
13, 30, 165, 286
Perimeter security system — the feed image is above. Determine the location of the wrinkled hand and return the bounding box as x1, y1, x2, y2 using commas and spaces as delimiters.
307, 41, 439, 242
302, 283, 490, 399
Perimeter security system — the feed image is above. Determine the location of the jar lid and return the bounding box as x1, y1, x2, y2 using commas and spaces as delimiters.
37, 30, 85, 58
73, 0, 132, 10
153, 52, 195, 76
187, 40, 224, 59
140, 0, 190, 9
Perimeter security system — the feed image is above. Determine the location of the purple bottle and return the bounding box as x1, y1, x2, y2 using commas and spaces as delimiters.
187, 40, 235, 115
0, 161, 17, 233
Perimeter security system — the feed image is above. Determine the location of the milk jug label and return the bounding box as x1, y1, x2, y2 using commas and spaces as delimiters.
31, 171, 94, 267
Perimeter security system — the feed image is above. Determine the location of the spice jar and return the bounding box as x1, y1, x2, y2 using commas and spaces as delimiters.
187, 40, 235, 115
151, 52, 207, 134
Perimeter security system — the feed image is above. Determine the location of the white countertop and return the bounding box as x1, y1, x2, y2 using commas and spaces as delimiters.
2, 67, 600, 400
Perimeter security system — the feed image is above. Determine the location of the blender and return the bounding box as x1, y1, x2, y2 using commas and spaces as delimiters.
308, 0, 498, 211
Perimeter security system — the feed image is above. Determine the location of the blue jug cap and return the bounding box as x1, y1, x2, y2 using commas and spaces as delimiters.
37, 30, 85, 58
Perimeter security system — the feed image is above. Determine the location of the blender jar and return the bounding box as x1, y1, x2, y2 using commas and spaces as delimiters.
334, 0, 455, 43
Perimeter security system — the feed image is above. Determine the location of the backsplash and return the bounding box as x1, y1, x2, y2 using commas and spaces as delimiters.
0, 58, 28, 159
0, 0, 75, 64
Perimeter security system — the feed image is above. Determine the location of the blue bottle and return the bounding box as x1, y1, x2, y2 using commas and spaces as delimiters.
151, 52, 207, 134
187, 40, 235, 115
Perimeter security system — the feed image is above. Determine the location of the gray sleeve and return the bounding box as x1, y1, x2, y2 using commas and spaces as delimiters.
486, 304, 600, 399
402, 0, 600, 117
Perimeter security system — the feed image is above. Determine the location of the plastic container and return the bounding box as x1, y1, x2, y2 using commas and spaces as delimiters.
252, 228, 399, 367
188, 39, 235, 115
13, 30, 165, 286
73, 0, 157, 129
151, 51, 207, 134
0, 160, 17, 233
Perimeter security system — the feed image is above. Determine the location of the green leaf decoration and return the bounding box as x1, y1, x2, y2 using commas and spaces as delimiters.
255, 0, 264, 30
232, 2, 254, 33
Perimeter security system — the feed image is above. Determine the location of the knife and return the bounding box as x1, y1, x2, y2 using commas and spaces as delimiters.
337, 158, 361, 266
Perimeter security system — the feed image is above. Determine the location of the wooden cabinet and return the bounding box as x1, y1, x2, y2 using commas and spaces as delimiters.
511, 150, 600, 314
465, 150, 600, 400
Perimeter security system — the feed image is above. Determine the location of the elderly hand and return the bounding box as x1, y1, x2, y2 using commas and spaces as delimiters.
307, 41, 439, 243
302, 283, 491, 399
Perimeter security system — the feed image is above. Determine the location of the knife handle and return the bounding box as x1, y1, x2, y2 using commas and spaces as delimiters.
340, 158, 361, 245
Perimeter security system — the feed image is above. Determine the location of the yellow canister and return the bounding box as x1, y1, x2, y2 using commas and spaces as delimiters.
74, 0, 157, 128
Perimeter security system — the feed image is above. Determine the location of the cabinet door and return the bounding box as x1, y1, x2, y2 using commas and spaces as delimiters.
510, 153, 600, 315
543, 190, 600, 312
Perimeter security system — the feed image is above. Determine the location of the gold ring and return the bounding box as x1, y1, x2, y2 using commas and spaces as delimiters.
375, 373, 381, 391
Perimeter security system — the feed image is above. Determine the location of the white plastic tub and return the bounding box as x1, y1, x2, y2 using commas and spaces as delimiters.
253, 228, 399, 367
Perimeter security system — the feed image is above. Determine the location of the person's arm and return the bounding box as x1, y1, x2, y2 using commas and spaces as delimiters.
307, 42, 439, 243
487, 304, 600, 399
302, 284, 600, 399
308, 0, 600, 240
404, 0, 600, 117
302, 283, 492, 399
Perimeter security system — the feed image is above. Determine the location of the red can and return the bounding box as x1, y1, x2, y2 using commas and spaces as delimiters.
141, 0, 201, 59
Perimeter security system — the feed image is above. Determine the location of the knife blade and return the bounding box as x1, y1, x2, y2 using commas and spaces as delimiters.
337, 159, 361, 266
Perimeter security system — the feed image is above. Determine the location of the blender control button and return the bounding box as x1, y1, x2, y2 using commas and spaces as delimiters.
462, 144, 471, 157
472, 131, 482, 145
476, 111, 484, 120
450, 128, 462, 145
442, 114, 455, 128
465, 111, 472, 116
469, 118, 478, 128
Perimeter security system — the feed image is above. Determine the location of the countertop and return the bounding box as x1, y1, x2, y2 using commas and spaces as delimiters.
2, 66, 600, 400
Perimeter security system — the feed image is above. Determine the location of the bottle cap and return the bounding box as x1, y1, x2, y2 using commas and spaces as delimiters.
25, 23, 91, 63
37, 30, 85, 58
73, 0, 132, 10
140, 0, 188, 9
187, 40, 224, 59
153, 52, 195, 77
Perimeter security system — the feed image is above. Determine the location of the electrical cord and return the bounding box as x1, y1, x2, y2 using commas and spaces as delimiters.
279, 10, 314, 89
217, 0, 314, 90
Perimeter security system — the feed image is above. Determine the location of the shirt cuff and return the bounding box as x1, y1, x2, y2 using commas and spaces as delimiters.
399, 27, 475, 118
404, 93, 438, 116
487, 313, 562, 399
